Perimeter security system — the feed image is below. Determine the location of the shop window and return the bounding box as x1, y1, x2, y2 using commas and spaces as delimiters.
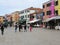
46, 11, 51, 15
47, 3, 51, 7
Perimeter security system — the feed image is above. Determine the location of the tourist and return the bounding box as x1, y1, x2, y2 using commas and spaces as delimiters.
1, 24, 4, 35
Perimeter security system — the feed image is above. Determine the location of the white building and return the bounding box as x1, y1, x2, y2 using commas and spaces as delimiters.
19, 9, 35, 24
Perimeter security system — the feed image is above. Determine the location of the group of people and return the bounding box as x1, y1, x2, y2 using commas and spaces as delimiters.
15, 23, 27, 32
0, 22, 33, 35
14, 22, 32, 32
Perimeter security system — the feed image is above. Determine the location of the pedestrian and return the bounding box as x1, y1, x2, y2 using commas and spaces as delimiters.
24, 24, 27, 32
30, 24, 32, 32
27, 24, 29, 29
19, 24, 22, 32
15, 23, 18, 32
0, 24, 4, 35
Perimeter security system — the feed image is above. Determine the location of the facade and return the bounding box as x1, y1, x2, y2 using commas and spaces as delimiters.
28, 7, 42, 21
43, 0, 60, 29
0, 16, 4, 23
55, 0, 60, 16
5, 14, 12, 22
43, 1, 51, 20
19, 7, 42, 25
43, 0, 60, 20
43, 0, 55, 20
50, 0, 55, 17
19, 7, 36, 24
11, 11, 20, 22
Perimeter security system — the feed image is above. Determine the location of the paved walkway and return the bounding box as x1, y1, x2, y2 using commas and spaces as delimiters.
0, 27, 60, 45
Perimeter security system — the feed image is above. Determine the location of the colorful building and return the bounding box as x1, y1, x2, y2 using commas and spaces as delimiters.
11, 11, 20, 22
50, 0, 55, 17
43, 1, 51, 20
55, 0, 60, 16
0, 16, 4, 23
28, 7, 42, 21
19, 7, 36, 24
43, 0, 60, 21
43, 0, 60, 29
19, 7, 42, 25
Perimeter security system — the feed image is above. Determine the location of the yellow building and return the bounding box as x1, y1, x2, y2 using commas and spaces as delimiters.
55, 0, 60, 15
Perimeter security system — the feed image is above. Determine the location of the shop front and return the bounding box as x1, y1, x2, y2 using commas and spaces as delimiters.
43, 16, 60, 29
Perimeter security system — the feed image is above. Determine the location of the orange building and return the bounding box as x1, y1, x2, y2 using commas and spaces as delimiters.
0, 16, 4, 23
11, 11, 20, 22
43, 1, 51, 20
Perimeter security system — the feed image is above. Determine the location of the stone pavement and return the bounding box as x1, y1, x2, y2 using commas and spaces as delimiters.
0, 27, 60, 45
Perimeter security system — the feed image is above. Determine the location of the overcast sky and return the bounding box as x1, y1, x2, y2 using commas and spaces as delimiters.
0, 0, 49, 15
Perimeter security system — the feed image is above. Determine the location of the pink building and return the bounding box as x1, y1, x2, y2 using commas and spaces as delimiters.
50, 0, 55, 17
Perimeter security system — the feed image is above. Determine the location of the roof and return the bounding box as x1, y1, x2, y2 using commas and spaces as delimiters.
43, 0, 51, 5
0, 16, 4, 17
28, 7, 42, 10
20, 7, 43, 13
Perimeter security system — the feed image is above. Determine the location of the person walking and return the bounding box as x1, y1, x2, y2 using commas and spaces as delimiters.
24, 24, 27, 32
15, 23, 18, 32
19, 24, 22, 32
1, 24, 4, 35
30, 24, 32, 32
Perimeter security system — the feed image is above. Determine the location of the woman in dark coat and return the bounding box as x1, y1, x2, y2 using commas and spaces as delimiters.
1, 24, 4, 35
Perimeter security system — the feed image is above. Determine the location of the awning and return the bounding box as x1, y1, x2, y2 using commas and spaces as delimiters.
54, 16, 60, 19
43, 16, 60, 22
28, 19, 40, 23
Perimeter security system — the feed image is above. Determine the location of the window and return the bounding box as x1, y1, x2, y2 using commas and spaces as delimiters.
46, 11, 51, 15
55, 1, 58, 6
25, 10, 30, 13
20, 11, 24, 14
27, 10, 30, 12
25, 15, 27, 18
43, 12, 45, 16
55, 10, 58, 16
43, 5, 45, 8
28, 15, 30, 18
32, 16, 34, 18
30, 16, 34, 18
47, 3, 51, 7
21, 16, 24, 19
